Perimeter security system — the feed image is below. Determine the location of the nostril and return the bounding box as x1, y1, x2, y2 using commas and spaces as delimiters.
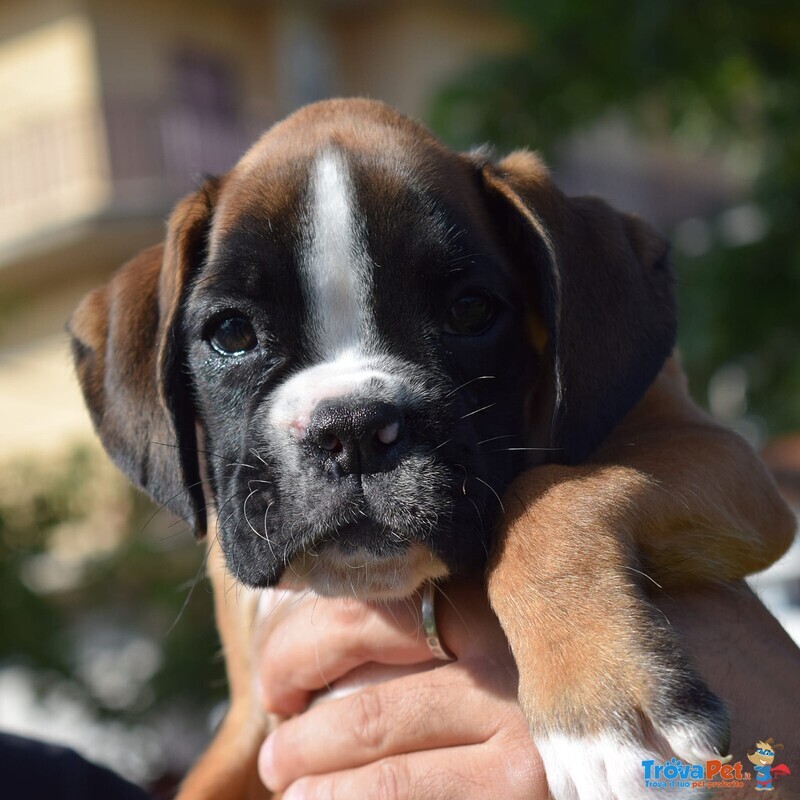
375, 420, 400, 445
318, 432, 343, 453
307, 401, 406, 475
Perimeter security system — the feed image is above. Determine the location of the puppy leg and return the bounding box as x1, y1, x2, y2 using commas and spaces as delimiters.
177, 529, 272, 800
592, 356, 795, 585
489, 358, 795, 799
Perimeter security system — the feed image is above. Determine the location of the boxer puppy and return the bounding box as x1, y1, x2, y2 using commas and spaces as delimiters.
69, 99, 794, 799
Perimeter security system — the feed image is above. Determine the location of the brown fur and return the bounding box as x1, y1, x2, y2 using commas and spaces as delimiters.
177, 531, 270, 800
67, 100, 796, 798
489, 356, 794, 734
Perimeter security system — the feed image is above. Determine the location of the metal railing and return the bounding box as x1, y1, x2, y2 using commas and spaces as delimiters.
0, 100, 262, 251
104, 99, 258, 199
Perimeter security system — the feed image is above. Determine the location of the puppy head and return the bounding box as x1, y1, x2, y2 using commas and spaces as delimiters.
70, 99, 675, 598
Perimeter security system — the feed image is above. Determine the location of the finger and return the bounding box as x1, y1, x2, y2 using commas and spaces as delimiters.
278, 741, 547, 800
257, 580, 507, 716
258, 592, 434, 715
259, 659, 518, 791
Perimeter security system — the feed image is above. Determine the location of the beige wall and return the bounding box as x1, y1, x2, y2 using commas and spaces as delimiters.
330, 2, 519, 119
0, 9, 95, 132
89, 0, 278, 128
0, 0, 521, 459
0, 273, 103, 458
0, 0, 109, 249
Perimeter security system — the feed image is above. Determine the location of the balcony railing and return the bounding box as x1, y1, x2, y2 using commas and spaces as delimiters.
0, 107, 106, 249
104, 99, 259, 202
0, 100, 264, 252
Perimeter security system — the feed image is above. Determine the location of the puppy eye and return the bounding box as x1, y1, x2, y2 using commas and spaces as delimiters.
445, 292, 498, 335
206, 315, 257, 356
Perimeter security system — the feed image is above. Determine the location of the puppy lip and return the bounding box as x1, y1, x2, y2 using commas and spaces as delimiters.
283, 542, 449, 600
311, 520, 396, 554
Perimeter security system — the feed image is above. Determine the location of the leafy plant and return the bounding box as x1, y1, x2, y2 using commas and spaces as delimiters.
430, 1, 800, 435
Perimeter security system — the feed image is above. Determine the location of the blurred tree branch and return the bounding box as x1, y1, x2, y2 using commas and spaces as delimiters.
430, 0, 800, 436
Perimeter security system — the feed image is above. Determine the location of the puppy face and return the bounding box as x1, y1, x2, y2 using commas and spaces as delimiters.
70, 99, 676, 600
185, 142, 537, 596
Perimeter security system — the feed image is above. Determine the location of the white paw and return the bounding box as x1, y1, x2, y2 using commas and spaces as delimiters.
537, 733, 713, 800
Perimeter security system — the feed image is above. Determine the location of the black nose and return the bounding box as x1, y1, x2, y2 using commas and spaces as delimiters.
307, 400, 405, 475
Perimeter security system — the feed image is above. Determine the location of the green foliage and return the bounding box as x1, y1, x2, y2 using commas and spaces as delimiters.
430, 0, 800, 434
0, 447, 222, 721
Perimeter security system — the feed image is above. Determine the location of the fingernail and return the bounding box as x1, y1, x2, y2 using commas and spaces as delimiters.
258, 734, 276, 788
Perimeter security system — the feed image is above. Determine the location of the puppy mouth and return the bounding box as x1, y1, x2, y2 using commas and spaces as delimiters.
310, 520, 405, 556
281, 522, 448, 599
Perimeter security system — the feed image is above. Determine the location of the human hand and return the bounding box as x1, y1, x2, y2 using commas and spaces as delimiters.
253, 572, 800, 800
255, 580, 547, 799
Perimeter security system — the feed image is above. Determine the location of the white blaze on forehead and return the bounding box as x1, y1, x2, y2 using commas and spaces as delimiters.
270, 150, 428, 439
305, 149, 372, 357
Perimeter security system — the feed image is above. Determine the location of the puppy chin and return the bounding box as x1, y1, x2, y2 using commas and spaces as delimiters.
282, 542, 449, 600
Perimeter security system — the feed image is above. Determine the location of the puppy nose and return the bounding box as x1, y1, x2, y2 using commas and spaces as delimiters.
307, 401, 405, 475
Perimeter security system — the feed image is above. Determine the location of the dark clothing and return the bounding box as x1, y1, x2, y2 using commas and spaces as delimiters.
0, 732, 150, 800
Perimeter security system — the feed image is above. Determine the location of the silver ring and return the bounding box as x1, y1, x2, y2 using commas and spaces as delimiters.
421, 581, 455, 661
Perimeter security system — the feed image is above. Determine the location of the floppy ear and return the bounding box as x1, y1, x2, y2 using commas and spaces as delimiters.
477, 150, 676, 463
69, 179, 219, 535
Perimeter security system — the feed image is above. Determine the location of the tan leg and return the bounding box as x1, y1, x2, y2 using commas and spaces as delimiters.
176, 525, 272, 800
488, 356, 795, 781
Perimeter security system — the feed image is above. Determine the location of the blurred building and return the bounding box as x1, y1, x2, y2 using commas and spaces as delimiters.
0, 0, 763, 458
0, 0, 517, 456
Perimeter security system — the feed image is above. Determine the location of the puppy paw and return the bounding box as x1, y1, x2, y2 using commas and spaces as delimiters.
499, 577, 729, 799
536, 734, 713, 800
520, 636, 729, 800
645, 663, 730, 765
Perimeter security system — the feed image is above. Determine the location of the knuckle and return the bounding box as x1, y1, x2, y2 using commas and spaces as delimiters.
331, 597, 370, 628
369, 758, 409, 800
260, 677, 294, 715
259, 682, 280, 713
501, 739, 543, 796
352, 688, 386, 752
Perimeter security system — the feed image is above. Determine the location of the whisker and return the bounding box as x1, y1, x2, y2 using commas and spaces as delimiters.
213, 491, 244, 529
151, 440, 252, 468
262, 501, 277, 561
435, 583, 471, 640
141, 479, 206, 533
444, 375, 496, 398
243, 487, 268, 541
403, 594, 421, 638
491, 446, 563, 452
477, 434, 518, 446
454, 463, 468, 495
460, 402, 496, 420
166, 496, 226, 530
623, 565, 663, 590
165, 544, 212, 637
224, 521, 246, 600
250, 448, 270, 469
464, 495, 488, 558
472, 475, 506, 514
